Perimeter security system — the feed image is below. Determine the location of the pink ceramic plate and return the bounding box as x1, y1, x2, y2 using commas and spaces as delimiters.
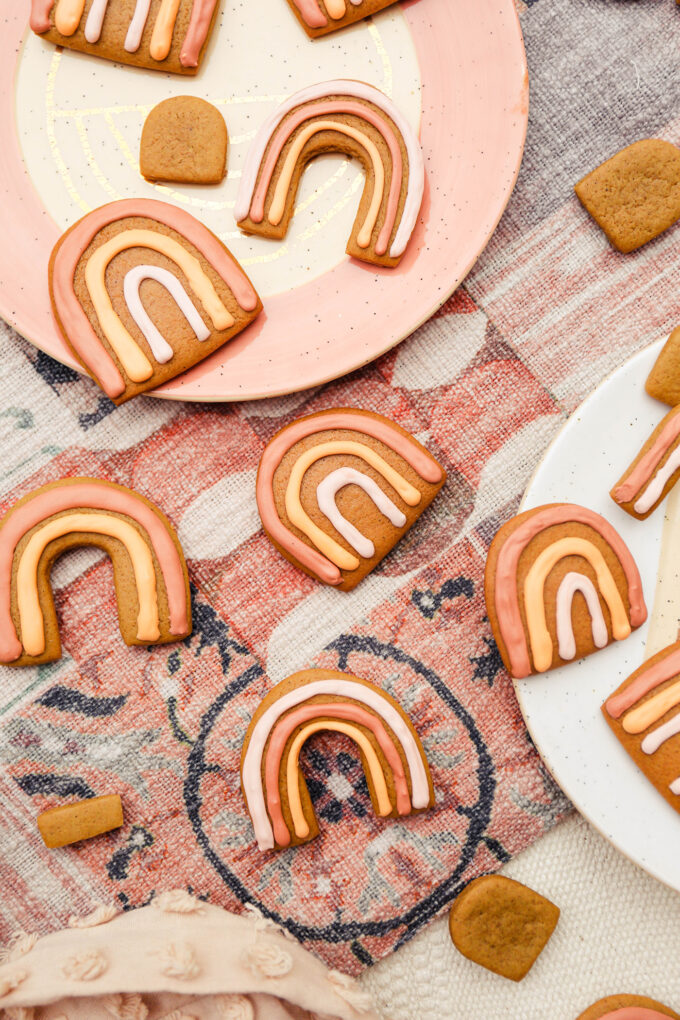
1, 0, 527, 402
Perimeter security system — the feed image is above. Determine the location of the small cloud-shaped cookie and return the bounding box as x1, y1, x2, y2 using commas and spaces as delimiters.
141, 97, 228, 185
575, 994, 680, 1019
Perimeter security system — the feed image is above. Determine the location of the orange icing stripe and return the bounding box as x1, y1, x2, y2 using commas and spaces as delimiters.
54, 0, 86, 34
622, 679, 680, 734
606, 644, 680, 719
524, 537, 630, 673
149, 0, 180, 60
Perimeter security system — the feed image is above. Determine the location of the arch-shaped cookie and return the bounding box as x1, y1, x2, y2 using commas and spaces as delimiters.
235, 81, 425, 268
0, 477, 191, 667
241, 669, 434, 851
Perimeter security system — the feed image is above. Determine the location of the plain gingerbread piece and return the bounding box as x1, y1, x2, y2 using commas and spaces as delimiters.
141, 97, 228, 185
575, 994, 680, 1019
448, 874, 560, 982
646, 325, 680, 406
575, 139, 680, 253
37, 794, 124, 848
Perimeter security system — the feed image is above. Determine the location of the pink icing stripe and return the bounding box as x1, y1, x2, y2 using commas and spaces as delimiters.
30, 0, 55, 32
605, 643, 680, 719
179, 0, 217, 67
290, 0, 327, 28
256, 411, 444, 586
613, 406, 680, 505
249, 100, 403, 257
264, 701, 412, 846
494, 504, 647, 679
51, 198, 259, 400
598, 1010, 676, 1020
0, 479, 189, 662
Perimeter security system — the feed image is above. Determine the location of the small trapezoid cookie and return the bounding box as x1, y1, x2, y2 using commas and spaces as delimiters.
646, 324, 680, 407
611, 404, 680, 519
576, 995, 680, 1020
140, 97, 228, 185
38, 794, 124, 848
255, 407, 446, 591
574, 139, 680, 253
285, 0, 401, 38
235, 80, 425, 268
602, 641, 680, 816
30, 0, 219, 74
448, 875, 559, 982
240, 668, 434, 851
484, 504, 647, 679
49, 198, 262, 404
0, 477, 192, 667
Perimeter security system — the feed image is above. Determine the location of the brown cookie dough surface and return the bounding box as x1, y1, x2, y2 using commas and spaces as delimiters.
141, 97, 228, 185
576, 994, 680, 1019
38, 794, 124, 848
448, 874, 559, 982
646, 325, 680, 407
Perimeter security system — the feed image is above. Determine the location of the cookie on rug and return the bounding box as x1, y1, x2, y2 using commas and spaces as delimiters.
576, 994, 680, 1019
448, 875, 559, 982
38, 794, 123, 848
140, 96, 228, 184
285, 0, 402, 38
603, 641, 680, 815
611, 404, 680, 518
256, 407, 445, 591
29, 0, 219, 74
574, 139, 680, 253
0, 476, 192, 667
235, 80, 425, 268
241, 668, 434, 850
646, 325, 680, 406
484, 504, 647, 679
49, 198, 262, 404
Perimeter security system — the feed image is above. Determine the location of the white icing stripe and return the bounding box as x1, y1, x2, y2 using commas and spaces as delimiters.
642, 713, 680, 755
234, 79, 424, 259
123, 264, 211, 365
634, 446, 680, 514
556, 571, 608, 661
670, 776, 680, 795
316, 467, 406, 559
243, 678, 430, 851
84, 0, 109, 41
125, 0, 152, 51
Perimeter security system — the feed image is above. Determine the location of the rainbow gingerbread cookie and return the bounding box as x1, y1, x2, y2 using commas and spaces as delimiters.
49, 198, 262, 404
30, 0, 219, 73
603, 641, 680, 816
0, 477, 191, 667
485, 504, 647, 679
285, 0, 401, 39
235, 81, 425, 268
256, 407, 446, 591
241, 668, 434, 851
576, 995, 680, 1020
611, 404, 680, 519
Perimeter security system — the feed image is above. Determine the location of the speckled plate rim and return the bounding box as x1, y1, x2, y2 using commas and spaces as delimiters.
0, 0, 528, 402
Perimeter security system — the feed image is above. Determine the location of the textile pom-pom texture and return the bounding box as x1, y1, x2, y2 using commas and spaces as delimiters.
328, 970, 375, 1013
216, 994, 255, 1020
152, 890, 205, 915
68, 905, 118, 929
0, 970, 28, 998
0, 934, 38, 964
101, 992, 150, 1018
243, 942, 293, 979
61, 950, 108, 981
152, 942, 201, 981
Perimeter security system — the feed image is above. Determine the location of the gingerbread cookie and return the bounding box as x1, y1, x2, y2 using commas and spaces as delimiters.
235, 80, 425, 268
611, 404, 680, 519
485, 504, 647, 679
448, 875, 559, 982
0, 477, 191, 667
29, 0, 219, 74
646, 325, 680, 407
49, 198, 262, 404
602, 640, 680, 816
38, 794, 123, 848
241, 668, 434, 851
285, 0, 401, 39
574, 139, 680, 253
140, 97, 228, 185
576, 995, 680, 1020
256, 407, 445, 591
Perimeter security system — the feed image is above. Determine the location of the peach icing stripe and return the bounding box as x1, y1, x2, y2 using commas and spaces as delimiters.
605, 645, 680, 719
0, 481, 188, 663
286, 720, 393, 839
325, 0, 347, 16
494, 505, 646, 679
524, 538, 630, 673
598, 1010, 678, 1020
264, 700, 412, 846
249, 100, 403, 256
285, 439, 420, 572
613, 406, 680, 505
149, 0, 180, 60
17, 512, 159, 656
51, 198, 258, 399
180, 0, 218, 66
54, 0, 86, 35
256, 412, 443, 586
30, 0, 55, 32
622, 679, 680, 734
